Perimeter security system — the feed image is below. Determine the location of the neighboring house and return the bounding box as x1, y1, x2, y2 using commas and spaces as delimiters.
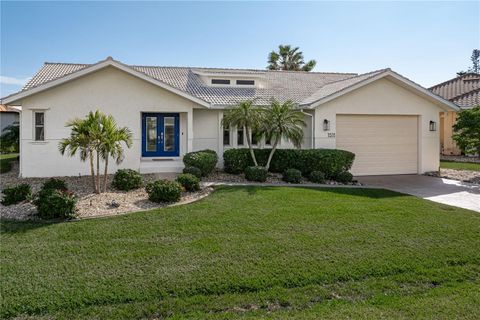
0, 104, 20, 133
1, 57, 458, 177
430, 73, 480, 155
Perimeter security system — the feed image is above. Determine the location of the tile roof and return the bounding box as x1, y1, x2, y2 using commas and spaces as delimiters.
0, 104, 19, 112
429, 73, 480, 109
21, 61, 362, 107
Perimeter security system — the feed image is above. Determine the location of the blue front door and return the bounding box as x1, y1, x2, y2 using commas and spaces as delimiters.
142, 113, 180, 157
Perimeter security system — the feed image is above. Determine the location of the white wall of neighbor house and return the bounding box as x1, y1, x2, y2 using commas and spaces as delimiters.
18, 66, 201, 177
312, 77, 443, 174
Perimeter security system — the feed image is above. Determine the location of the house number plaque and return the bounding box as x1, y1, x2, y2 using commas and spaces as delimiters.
327, 133, 336, 138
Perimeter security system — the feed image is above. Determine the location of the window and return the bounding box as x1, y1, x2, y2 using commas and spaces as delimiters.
34, 112, 45, 141
223, 126, 230, 146
251, 129, 259, 146
237, 127, 244, 146
211, 79, 230, 85
236, 80, 255, 86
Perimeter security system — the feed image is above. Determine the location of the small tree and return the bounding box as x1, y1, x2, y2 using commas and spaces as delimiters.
0, 121, 19, 153
59, 110, 132, 193
222, 100, 262, 166
262, 99, 306, 170
99, 114, 133, 192
457, 49, 480, 76
453, 106, 480, 158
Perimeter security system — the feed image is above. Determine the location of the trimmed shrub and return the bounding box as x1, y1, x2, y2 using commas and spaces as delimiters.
1, 183, 32, 206
336, 171, 354, 184
145, 180, 182, 203
309, 171, 326, 184
183, 166, 202, 179
176, 173, 200, 192
244, 166, 268, 182
112, 169, 143, 191
183, 150, 218, 177
283, 168, 302, 184
223, 148, 354, 179
34, 188, 77, 219
42, 178, 68, 191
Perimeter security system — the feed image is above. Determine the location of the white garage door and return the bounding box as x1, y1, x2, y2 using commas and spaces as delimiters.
336, 115, 418, 176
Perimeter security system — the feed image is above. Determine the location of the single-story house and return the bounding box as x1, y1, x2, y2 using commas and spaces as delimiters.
0, 104, 20, 133
429, 73, 480, 155
1, 57, 459, 177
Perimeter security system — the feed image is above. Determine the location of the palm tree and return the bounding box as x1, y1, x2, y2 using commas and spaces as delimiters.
267, 45, 316, 72
222, 100, 263, 166
59, 113, 100, 193
262, 99, 306, 170
0, 121, 19, 153
98, 114, 133, 192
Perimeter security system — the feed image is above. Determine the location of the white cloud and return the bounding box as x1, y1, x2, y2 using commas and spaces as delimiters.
0, 75, 30, 86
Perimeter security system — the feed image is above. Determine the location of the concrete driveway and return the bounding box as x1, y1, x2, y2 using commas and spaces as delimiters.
358, 175, 480, 212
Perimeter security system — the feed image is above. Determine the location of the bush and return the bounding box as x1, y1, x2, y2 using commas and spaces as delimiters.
1, 183, 32, 206
244, 166, 268, 182
183, 166, 202, 179
223, 148, 354, 179
34, 188, 77, 219
176, 173, 200, 192
183, 150, 218, 177
336, 171, 353, 184
309, 171, 326, 183
112, 169, 143, 191
145, 180, 182, 203
283, 168, 302, 184
42, 178, 68, 191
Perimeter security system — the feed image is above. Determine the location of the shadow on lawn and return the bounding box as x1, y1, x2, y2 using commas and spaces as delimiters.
215, 185, 409, 199
0, 219, 64, 234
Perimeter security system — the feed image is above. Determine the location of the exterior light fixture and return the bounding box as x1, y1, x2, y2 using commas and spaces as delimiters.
323, 119, 330, 131
429, 121, 437, 131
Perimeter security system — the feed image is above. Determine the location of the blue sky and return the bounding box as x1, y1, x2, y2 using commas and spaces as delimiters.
1, 1, 479, 97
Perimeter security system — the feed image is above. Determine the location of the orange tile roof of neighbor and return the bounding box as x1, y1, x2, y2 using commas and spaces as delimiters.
430, 73, 480, 109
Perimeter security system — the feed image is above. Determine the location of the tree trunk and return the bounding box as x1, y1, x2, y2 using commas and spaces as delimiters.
103, 156, 109, 193
96, 151, 101, 194
89, 150, 97, 193
244, 125, 258, 166
265, 138, 280, 171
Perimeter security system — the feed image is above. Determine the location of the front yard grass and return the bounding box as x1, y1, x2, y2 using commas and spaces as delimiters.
1, 186, 479, 319
440, 160, 480, 171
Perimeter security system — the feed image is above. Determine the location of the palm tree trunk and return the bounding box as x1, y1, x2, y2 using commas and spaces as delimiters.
96, 151, 101, 194
265, 138, 280, 171
103, 156, 109, 193
244, 125, 258, 166
89, 150, 97, 193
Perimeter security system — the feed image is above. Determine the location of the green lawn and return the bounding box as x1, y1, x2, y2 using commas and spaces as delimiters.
440, 160, 480, 171
1, 186, 480, 319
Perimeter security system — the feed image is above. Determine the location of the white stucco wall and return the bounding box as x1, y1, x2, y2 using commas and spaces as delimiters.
18, 66, 203, 177
312, 77, 443, 173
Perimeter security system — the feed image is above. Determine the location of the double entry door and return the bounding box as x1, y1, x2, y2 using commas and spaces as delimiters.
142, 113, 180, 157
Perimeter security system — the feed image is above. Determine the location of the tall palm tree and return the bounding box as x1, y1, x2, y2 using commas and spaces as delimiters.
262, 99, 306, 170
99, 114, 133, 192
267, 45, 316, 72
222, 100, 263, 166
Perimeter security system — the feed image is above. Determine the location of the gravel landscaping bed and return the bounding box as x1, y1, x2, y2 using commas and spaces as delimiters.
204, 170, 363, 186
0, 161, 212, 221
425, 168, 480, 185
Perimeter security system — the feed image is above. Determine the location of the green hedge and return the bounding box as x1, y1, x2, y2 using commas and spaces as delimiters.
183, 149, 218, 177
244, 166, 268, 182
223, 148, 355, 179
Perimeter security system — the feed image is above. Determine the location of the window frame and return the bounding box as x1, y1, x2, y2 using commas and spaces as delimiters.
236, 79, 255, 86
33, 111, 45, 141
211, 79, 231, 85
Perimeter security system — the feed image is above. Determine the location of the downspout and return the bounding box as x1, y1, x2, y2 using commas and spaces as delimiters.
301, 109, 314, 149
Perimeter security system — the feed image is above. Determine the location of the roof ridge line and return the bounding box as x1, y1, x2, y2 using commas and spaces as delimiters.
429, 72, 480, 90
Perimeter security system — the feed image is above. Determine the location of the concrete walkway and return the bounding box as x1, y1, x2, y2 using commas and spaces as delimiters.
358, 175, 480, 212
